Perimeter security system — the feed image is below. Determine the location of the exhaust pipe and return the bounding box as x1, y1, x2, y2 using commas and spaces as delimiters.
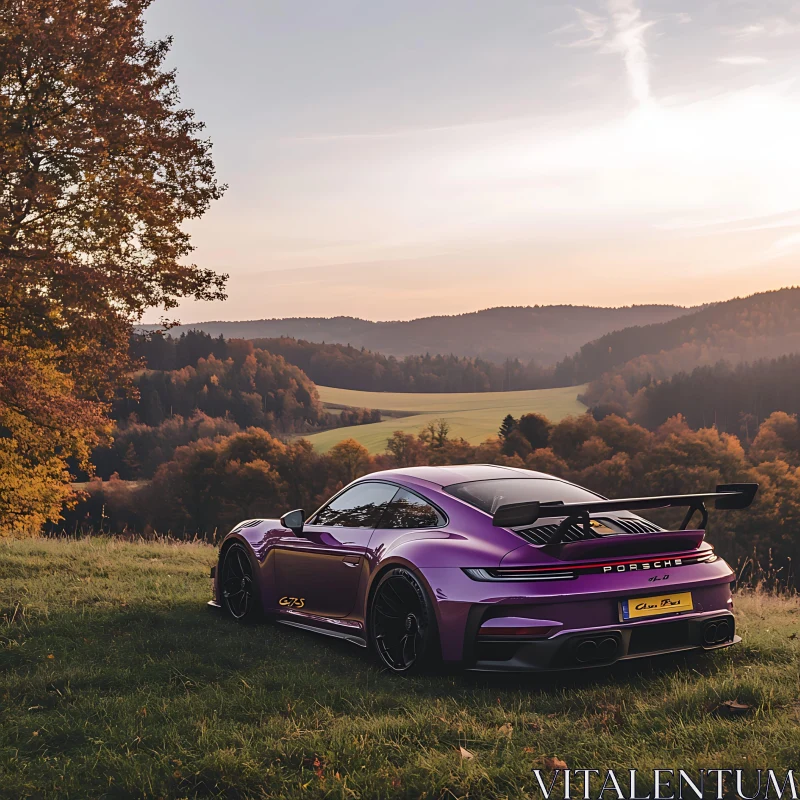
703, 618, 732, 645
573, 635, 620, 664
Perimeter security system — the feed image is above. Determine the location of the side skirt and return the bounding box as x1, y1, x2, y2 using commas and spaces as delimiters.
278, 618, 367, 648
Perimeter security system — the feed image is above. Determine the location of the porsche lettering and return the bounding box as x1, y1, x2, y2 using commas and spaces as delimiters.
603, 559, 682, 573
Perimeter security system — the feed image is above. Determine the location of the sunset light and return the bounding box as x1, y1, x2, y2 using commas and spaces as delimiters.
141, 0, 800, 320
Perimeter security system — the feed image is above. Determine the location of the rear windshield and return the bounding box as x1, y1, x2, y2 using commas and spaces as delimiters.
444, 478, 602, 515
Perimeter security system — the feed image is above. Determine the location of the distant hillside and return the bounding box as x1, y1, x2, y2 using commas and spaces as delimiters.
633, 354, 800, 434
141, 304, 689, 364
131, 331, 553, 392
556, 287, 800, 386
249, 337, 554, 392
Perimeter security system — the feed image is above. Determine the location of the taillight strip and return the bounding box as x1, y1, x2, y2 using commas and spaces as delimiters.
463, 551, 716, 582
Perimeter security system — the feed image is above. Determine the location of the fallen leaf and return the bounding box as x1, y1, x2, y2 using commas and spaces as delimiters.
714, 700, 752, 717
47, 654, 54, 660
544, 756, 568, 770
523, 746, 536, 754
459, 746, 474, 760
498, 722, 513, 738
32, 731, 39, 736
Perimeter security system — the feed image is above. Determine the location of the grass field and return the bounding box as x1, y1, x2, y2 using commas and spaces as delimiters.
2, 537, 800, 799
307, 385, 588, 453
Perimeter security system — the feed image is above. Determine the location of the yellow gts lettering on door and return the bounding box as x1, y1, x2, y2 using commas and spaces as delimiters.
279, 596, 305, 608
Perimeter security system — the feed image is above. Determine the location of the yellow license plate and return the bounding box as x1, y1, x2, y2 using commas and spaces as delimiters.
621, 591, 693, 621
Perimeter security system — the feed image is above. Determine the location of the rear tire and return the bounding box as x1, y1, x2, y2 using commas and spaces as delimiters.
219, 543, 262, 622
369, 567, 441, 674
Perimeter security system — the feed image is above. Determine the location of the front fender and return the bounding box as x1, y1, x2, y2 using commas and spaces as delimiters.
215, 520, 285, 611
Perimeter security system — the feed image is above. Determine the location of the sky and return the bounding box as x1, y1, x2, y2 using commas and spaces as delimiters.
143, 0, 800, 323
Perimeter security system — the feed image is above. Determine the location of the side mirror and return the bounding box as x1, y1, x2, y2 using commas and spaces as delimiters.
280, 508, 305, 536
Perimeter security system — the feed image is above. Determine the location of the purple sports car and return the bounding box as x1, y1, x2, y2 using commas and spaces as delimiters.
209, 465, 757, 673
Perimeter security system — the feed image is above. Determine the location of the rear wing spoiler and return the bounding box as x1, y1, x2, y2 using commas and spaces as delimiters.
492, 483, 758, 545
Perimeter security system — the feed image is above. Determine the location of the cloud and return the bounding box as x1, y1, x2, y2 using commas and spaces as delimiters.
727, 19, 800, 39
564, 8, 608, 48
608, 0, 655, 107
568, 0, 655, 107
717, 56, 768, 65
658, 209, 800, 234
769, 231, 800, 257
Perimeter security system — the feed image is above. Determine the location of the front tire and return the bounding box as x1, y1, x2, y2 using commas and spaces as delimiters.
369, 567, 440, 674
219, 543, 262, 622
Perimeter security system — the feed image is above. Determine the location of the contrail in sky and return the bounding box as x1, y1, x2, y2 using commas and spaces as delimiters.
607, 0, 655, 107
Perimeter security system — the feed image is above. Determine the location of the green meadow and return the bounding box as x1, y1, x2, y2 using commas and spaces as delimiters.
2, 537, 800, 799
307, 385, 588, 453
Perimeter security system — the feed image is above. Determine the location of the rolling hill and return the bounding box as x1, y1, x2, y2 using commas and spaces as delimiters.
556, 286, 800, 385
305, 384, 587, 453
145, 304, 690, 364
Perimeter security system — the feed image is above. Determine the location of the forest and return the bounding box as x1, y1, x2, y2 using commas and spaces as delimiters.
554, 286, 800, 385
134, 287, 800, 404
64, 408, 800, 586
123, 338, 324, 431
132, 330, 551, 393
582, 353, 800, 431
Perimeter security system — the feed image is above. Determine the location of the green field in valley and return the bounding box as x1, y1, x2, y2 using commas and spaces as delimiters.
2, 537, 800, 799
307, 385, 588, 453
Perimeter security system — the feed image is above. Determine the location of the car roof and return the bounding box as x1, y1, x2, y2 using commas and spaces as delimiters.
364, 464, 559, 487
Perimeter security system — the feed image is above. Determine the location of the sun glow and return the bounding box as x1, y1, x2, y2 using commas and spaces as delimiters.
449, 83, 800, 230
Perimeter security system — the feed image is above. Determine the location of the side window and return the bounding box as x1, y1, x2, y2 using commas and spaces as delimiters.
378, 488, 444, 529
310, 482, 398, 528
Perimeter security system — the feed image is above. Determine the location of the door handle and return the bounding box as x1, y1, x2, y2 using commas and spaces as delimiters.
342, 557, 360, 568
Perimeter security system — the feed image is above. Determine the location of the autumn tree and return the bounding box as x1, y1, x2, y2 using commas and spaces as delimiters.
386, 431, 427, 467
501, 429, 532, 458
420, 418, 451, 449
148, 431, 288, 535
498, 414, 517, 440
0, 0, 225, 530
517, 412, 551, 450
329, 439, 371, 485
749, 412, 800, 466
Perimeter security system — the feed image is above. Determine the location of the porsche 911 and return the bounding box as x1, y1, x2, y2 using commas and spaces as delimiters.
209, 465, 757, 673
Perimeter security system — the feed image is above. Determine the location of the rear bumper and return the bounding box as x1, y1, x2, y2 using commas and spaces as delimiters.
467, 610, 738, 672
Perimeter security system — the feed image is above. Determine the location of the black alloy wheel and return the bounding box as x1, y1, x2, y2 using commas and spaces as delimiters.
370, 567, 439, 674
220, 543, 260, 621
